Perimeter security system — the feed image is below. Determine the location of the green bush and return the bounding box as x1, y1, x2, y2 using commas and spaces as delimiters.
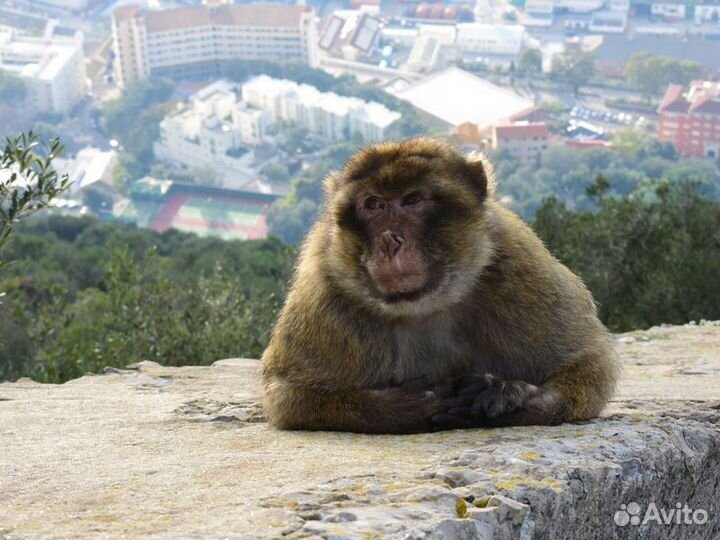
534, 180, 720, 331
0, 217, 294, 382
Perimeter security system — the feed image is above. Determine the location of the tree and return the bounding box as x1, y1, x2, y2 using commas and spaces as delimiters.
262, 163, 291, 183
1, 132, 71, 266
0, 217, 296, 382
551, 50, 595, 97
533, 181, 720, 331
519, 49, 542, 76
0, 69, 26, 102
98, 78, 175, 176
625, 52, 705, 101
267, 143, 356, 244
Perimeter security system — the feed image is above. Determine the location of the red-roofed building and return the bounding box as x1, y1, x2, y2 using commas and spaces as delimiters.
658, 81, 720, 160
490, 122, 550, 165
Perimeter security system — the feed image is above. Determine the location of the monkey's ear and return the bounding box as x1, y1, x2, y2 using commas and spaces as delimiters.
324, 172, 342, 199
464, 151, 496, 200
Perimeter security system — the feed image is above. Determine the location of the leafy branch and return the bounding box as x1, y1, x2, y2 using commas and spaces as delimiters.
0, 132, 71, 265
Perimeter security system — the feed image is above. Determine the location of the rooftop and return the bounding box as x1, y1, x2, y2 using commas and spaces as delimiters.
659, 80, 720, 116
390, 67, 533, 128
493, 122, 550, 139
0, 28, 82, 82
113, 5, 142, 22
55, 147, 117, 193
456, 23, 525, 44
244, 75, 401, 128
141, 4, 311, 33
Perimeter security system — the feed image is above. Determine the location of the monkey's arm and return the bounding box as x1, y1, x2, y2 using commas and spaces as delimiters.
433, 344, 620, 429
263, 375, 442, 434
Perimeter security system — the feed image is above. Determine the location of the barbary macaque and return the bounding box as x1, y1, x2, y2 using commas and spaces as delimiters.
261, 138, 620, 433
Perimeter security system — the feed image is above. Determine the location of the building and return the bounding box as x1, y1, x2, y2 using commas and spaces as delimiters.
389, 67, 533, 134
318, 10, 382, 62
554, 0, 605, 12
37, 0, 89, 10
455, 24, 525, 57
112, 4, 318, 88
695, 4, 720, 24
589, 10, 627, 33
242, 75, 401, 142
658, 81, 720, 160
0, 28, 86, 114
650, 2, 687, 21
154, 80, 272, 187
490, 122, 550, 165
524, 0, 554, 27
55, 147, 119, 198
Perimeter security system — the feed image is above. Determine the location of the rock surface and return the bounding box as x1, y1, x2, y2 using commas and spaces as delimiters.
1, 323, 720, 539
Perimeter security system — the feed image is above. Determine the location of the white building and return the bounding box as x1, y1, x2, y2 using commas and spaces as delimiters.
54, 147, 119, 201
554, 0, 605, 12
242, 75, 401, 142
455, 24, 525, 56
650, 2, 687, 20
0, 28, 87, 115
695, 4, 720, 23
112, 4, 319, 88
154, 81, 270, 182
524, 0, 555, 27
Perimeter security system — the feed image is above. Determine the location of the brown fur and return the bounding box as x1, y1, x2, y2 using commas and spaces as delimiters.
261, 138, 620, 434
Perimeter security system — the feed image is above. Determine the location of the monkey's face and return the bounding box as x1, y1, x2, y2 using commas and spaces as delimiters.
326, 138, 495, 317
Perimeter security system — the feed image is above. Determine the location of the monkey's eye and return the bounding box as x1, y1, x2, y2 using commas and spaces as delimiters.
365, 196, 385, 210
402, 191, 423, 206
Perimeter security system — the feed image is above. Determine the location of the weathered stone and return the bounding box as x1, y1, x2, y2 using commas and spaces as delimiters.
1, 323, 719, 539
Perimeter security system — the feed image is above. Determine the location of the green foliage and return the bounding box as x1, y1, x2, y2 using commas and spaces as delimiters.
534, 181, 720, 331
518, 49, 542, 75
0, 69, 26, 101
267, 143, 356, 244
0, 216, 295, 382
625, 52, 705, 101
551, 50, 595, 97
495, 130, 717, 219
97, 78, 175, 180
112, 154, 144, 191
262, 162, 291, 182
0, 132, 71, 265
148, 162, 221, 186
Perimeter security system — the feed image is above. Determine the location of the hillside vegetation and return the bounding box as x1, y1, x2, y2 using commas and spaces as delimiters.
2, 177, 719, 383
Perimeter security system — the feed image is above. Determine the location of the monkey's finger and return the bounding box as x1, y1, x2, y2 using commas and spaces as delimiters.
432, 413, 476, 431
458, 382, 492, 396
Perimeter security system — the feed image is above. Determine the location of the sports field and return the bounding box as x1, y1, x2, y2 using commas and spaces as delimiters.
150, 192, 270, 240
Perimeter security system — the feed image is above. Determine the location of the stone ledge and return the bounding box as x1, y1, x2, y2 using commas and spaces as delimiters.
1, 324, 719, 539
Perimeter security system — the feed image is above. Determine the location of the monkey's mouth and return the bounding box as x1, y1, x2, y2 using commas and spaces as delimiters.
367, 269, 440, 304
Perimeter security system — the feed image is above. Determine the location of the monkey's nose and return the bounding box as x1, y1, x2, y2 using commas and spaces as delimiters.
381, 231, 404, 258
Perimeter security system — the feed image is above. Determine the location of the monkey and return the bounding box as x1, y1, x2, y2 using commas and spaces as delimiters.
261, 137, 620, 434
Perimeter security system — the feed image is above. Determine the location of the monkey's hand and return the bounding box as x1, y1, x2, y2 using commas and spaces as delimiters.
431, 374, 563, 430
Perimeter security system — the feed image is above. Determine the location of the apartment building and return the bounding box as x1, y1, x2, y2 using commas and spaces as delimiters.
154, 80, 271, 181
490, 122, 550, 165
0, 28, 87, 114
242, 75, 401, 142
112, 3, 318, 88
658, 81, 720, 160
